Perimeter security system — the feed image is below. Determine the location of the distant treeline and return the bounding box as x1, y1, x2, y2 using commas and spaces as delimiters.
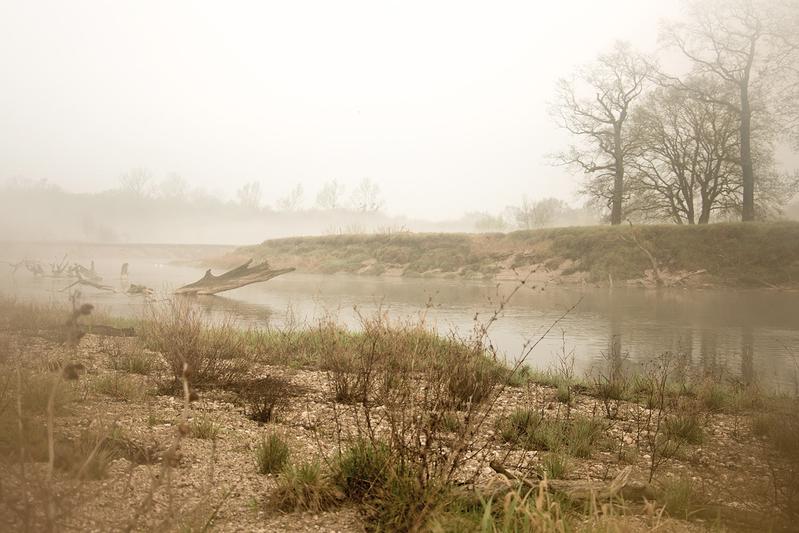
0, 178, 603, 244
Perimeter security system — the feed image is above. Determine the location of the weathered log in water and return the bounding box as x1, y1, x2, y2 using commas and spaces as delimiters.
61, 278, 116, 292
175, 259, 294, 295
488, 462, 654, 501
36, 324, 136, 344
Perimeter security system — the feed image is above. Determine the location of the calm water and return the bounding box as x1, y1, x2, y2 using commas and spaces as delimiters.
2, 242, 798, 391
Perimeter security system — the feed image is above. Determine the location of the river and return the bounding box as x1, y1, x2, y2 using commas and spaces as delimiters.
2, 241, 797, 391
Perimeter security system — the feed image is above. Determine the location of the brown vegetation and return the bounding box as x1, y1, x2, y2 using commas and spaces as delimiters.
0, 295, 797, 532
225, 221, 799, 288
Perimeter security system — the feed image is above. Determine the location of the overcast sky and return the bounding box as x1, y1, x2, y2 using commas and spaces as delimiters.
0, 0, 690, 220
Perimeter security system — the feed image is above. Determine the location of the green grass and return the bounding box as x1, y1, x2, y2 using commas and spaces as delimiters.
92, 373, 145, 401
271, 461, 341, 512
255, 433, 290, 475
539, 453, 570, 479
497, 410, 604, 457
189, 415, 220, 440
659, 476, 702, 520
110, 350, 155, 375
334, 440, 392, 502
665, 413, 704, 445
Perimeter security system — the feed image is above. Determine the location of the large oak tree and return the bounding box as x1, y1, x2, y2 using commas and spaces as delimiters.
553, 42, 651, 225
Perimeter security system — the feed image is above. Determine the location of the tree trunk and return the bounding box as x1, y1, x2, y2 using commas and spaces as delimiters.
611, 122, 624, 225
740, 84, 755, 222
698, 208, 711, 224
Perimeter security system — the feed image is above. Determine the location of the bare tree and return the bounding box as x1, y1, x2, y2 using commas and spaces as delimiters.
513, 197, 566, 229
119, 168, 152, 198
472, 212, 508, 233
276, 184, 304, 211
159, 173, 189, 201
661, 0, 799, 221
628, 80, 742, 224
315, 179, 345, 210
770, 0, 799, 150
236, 181, 262, 209
552, 42, 652, 225
350, 178, 383, 212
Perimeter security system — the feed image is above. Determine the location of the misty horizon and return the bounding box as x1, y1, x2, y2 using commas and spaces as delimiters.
2, 0, 693, 222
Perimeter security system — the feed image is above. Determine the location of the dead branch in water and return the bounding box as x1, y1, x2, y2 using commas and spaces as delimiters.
61, 277, 116, 293
488, 462, 653, 502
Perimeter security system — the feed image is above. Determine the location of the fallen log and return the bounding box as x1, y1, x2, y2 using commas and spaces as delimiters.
489, 461, 655, 502
37, 324, 136, 343
175, 259, 294, 296
61, 278, 116, 293
69, 262, 102, 282
484, 461, 778, 529
127, 283, 153, 295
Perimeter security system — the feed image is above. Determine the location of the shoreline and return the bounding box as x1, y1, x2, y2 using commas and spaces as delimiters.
214, 222, 799, 291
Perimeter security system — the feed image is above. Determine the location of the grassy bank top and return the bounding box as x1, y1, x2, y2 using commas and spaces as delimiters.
221, 222, 799, 288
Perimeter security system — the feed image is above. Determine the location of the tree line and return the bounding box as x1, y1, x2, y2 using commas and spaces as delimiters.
115, 169, 384, 213
553, 0, 799, 225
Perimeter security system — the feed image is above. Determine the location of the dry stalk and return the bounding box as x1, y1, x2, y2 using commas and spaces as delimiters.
124, 362, 192, 532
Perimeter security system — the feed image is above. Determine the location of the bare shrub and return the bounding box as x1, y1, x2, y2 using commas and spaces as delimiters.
320, 278, 578, 530
142, 299, 248, 389
229, 375, 299, 424
630, 354, 677, 482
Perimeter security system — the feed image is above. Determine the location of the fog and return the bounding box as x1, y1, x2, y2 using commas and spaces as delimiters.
0, 0, 689, 241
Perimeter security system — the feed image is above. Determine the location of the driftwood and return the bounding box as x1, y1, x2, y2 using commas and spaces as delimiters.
673, 269, 707, 285
175, 259, 294, 296
50, 254, 70, 275
488, 461, 655, 502
487, 461, 774, 529
127, 283, 152, 295
11, 259, 45, 277
37, 324, 136, 344
69, 262, 102, 282
61, 278, 116, 293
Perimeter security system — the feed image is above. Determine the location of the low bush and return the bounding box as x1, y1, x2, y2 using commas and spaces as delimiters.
141, 300, 249, 388
231, 375, 296, 424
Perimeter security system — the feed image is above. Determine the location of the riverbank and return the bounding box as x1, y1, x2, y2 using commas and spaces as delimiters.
1, 297, 796, 531
216, 222, 799, 289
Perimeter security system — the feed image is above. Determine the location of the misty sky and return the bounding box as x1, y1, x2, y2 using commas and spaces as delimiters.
0, 0, 688, 220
